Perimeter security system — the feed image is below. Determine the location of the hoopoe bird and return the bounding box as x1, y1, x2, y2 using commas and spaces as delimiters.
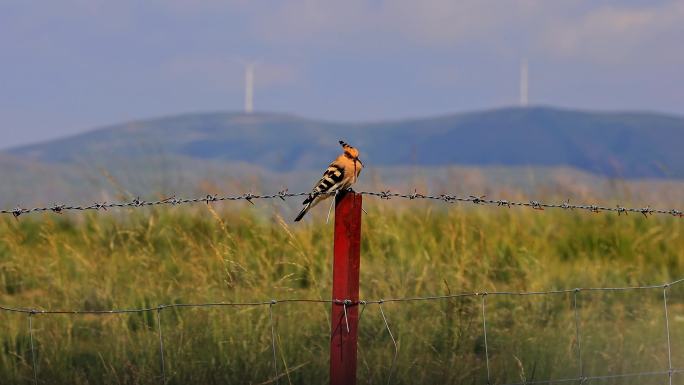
294, 140, 363, 222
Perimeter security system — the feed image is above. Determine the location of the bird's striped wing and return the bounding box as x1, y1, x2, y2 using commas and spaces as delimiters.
303, 163, 347, 204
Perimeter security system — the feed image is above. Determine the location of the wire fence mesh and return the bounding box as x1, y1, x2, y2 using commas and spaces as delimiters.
1, 189, 683, 383
2, 277, 682, 384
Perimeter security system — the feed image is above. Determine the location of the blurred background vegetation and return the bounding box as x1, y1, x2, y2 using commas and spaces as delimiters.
1, 191, 683, 384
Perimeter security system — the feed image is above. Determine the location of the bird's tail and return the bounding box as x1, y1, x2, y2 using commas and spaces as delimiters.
294, 195, 316, 222
294, 201, 313, 222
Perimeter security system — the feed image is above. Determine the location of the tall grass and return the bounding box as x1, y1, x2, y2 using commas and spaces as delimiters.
1, 200, 683, 384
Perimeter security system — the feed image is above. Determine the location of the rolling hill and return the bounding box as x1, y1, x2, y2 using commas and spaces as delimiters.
2, 106, 684, 207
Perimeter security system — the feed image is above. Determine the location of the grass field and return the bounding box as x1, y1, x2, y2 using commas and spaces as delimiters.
1, 197, 683, 384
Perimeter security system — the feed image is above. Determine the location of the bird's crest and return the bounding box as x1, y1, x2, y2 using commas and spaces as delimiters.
339, 140, 360, 160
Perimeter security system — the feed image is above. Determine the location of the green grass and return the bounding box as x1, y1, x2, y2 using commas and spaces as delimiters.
1, 200, 683, 384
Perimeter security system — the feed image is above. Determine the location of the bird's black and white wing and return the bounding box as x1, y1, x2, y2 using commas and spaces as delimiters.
294, 163, 347, 221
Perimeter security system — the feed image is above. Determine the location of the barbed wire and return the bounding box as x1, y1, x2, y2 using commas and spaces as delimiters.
2, 277, 682, 385
1, 186, 682, 383
1, 189, 682, 218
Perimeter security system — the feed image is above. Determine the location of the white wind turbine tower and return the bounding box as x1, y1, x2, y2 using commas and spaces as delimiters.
520, 58, 529, 107
244, 63, 254, 113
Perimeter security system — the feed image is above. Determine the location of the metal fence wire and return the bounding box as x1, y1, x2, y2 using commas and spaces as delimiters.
2, 189, 683, 218
1, 278, 682, 385
1, 189, 683, 384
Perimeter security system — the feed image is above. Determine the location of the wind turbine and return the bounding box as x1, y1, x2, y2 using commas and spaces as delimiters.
244, 63, 254, 113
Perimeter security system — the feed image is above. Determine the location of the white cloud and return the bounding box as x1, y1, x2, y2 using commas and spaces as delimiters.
243, 0, 575, 50
541, 1, 684, 60
379, 0, 542, 46
241, 0, 683, 63
246, 0, 376, 46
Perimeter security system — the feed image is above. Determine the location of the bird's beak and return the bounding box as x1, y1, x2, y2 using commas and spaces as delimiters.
356, 157, 364, 167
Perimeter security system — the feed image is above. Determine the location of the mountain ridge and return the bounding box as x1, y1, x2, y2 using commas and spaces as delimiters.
6, 106, 684, 178
2, 106, 684, 206
9, 105, 683, 153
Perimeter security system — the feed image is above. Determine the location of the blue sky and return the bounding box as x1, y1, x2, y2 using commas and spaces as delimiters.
1, 0, 683, 148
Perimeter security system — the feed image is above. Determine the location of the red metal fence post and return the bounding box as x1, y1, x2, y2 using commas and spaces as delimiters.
330, 191, 362, 385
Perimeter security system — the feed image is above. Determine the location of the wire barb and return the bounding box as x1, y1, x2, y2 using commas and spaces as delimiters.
92, 202, 109, 211
640, 206, 653, 218
616, 205, 627, 216
560, 199, 572, 210
408, 190, 425, 200
243, 193, 256, 205
469, 195, 486, 205
529, 200, 544, 210
50, 204, 65, 214
161, 195, 181, 205
11, 207, 24, 218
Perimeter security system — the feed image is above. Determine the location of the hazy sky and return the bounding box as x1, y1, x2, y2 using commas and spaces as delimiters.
1, 0, 683, 148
